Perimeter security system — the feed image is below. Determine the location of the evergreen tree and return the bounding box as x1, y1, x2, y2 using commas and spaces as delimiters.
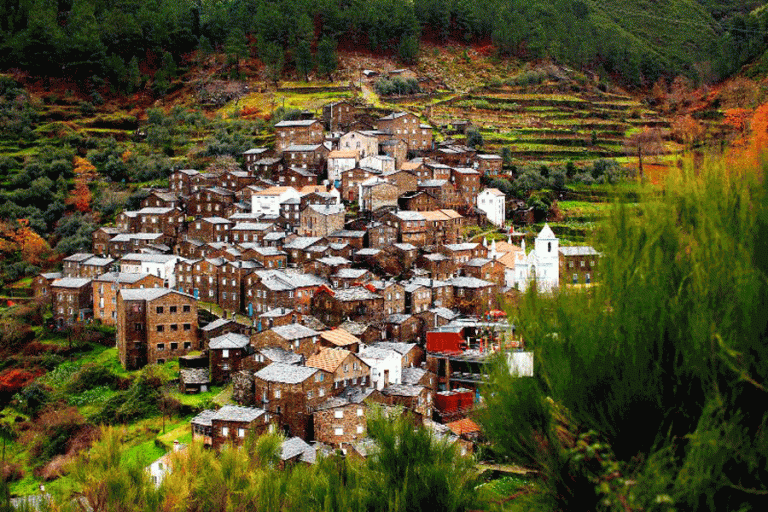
316, 36, 338, 81
294, 39, 314, 82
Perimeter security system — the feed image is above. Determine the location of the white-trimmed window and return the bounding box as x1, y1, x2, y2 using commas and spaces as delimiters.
238, 428, 246, 438
222, 427, 229, 436
334, 427, 344, 436
334, 410, 344, 419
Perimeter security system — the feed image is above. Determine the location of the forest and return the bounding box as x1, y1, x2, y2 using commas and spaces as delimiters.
1, 0, 767, 90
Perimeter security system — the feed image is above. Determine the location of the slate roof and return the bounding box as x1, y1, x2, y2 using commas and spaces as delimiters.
119, 288, 174, 301
63, 253, 94, 262
559, 246, 600, 256
191, 409, 217, 427
259, 347, 303, 365
259, 307, 294, 318
271, 323, 318, 340
110, 233, 164, 242
332, 287, 381, 302
376, 342, 417, 355
201, 318, 237, 332
449, 276, 494, 288
382, 384, 423, 397
281, 437, 312, 460
333, 268, 369, 279
121, 253, 178, 263
275, 119, 321, 127
94, 272, 153, 284
254, 362, 318, 384
464, 258, 492, 267
212, 405, 266, 423
329, 230, 366, 238
284, 237, 323, 250
401, 367, 428, 385
307, 204, 345, 216
385, 314, 412, 325
391, 211, 425, 221
283, 144, 323, 152
51, 278, 92, 289
180, 368, 210, 385
209, 333, 250, 350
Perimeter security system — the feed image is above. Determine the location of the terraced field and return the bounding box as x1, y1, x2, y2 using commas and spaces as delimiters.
430, 85, 676, 165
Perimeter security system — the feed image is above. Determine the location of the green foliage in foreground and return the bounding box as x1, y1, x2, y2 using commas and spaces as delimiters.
479, 158, 768, 510
43, 408, 479, 512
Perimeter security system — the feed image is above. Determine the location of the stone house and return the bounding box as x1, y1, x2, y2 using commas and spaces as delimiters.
257, 307, 300, 331
251, 156, 284, 180
92, 272, 164, 326
300, 204, 346, 238
402, 367, 437, 391
253, 362, 333, 438
32, 272, 62, 303
382, 314, 422, 343
217, 170, 257, 192
107, 233, 165, 258
169, 169, 200, 196
417, 180, 460, 210
245, 271, 324, 317
93, 227, 123, 256
381, 384, 432, 420
230, 222, 274, 244
461, 258, 506, 287
559, 246, 601, 286
283, 237, 325, 265
476, 154, 503, 176
331, 268, 372, 289
440, 243, 489, 266
276, 166, 317, 189
376, 342, 425, 369
404, 281, 432, 315
421, 209, 463, 245
382, 211, 427, 246
323, 101, 356, 132
142, 190, 180, 209
451, 168, 481, 206
187, 217, 233, 243
274, 119, 324, 153
311, 286, 384, 327
381, 170, 418, 196
306, 348, 371, 393
367, 280, 405, 316
398, 190, 440, 212
307, 256, 353, 280
377, 112, 432, 152
116, 288, 199, 370
283, 144, 329, 173
242, 147, 271, 173
201, 318, 243, 344
209, 405, 273, 450
380, 138, 408, 168
340, 166, 379, 202
209, 332, 252, 384
250, 323, 320, 361
77, 257, 116, 279
313, 388, 380, 448
448, 276, 498, 316
339, 320, 382, 345
52, 278, 93, 327
175, 258, 220, 302
360, 178, 399, 212
188, 187, 236, 217
62, 253, 95, 278
415, 253, 454, 280
365, 222, 397, 249
326, 230, 366, 250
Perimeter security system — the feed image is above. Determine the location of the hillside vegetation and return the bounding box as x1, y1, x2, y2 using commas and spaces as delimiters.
1, 0, 766, 93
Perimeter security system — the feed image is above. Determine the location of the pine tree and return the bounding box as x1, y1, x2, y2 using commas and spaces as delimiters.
316, 36, 338, 81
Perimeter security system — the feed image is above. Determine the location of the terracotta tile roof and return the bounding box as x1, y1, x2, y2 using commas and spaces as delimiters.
446, 418, 481, 436
320, 328, 361, 347
306, 348, 351, 373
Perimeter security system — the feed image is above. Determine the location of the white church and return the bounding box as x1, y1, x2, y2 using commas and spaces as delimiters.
513, 224, 560, 292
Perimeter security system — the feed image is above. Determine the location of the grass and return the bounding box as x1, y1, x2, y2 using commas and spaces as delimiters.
220, 87, 353, 118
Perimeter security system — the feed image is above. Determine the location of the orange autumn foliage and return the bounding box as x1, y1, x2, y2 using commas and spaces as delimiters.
723, 108, 751, 132
67, 182, 92, 213
0, 219, 52, 265
68, 157, 96, 212
727, 102, 768, 169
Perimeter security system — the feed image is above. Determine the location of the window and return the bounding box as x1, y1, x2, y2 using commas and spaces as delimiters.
157, 343, 165, 351
222, 427, 229, 436
357, 408, 363, 416
238, 428, 246, 438
307, 390, 314, 399
170, 342, 178, 350
184, 342, 191, 349
171, 324, 178, 332
334, 427, 344, 436
184, 324, 191, 331
274, 389, 281, 398
356, 425, 364, 434
169, 306, 177, 313
334, 410, 344, 419
581, 260, 585, 268
156, 325, 164, 332
316, 373, 324, 382
156, 306, 164, 314
135, 323, 143, 331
